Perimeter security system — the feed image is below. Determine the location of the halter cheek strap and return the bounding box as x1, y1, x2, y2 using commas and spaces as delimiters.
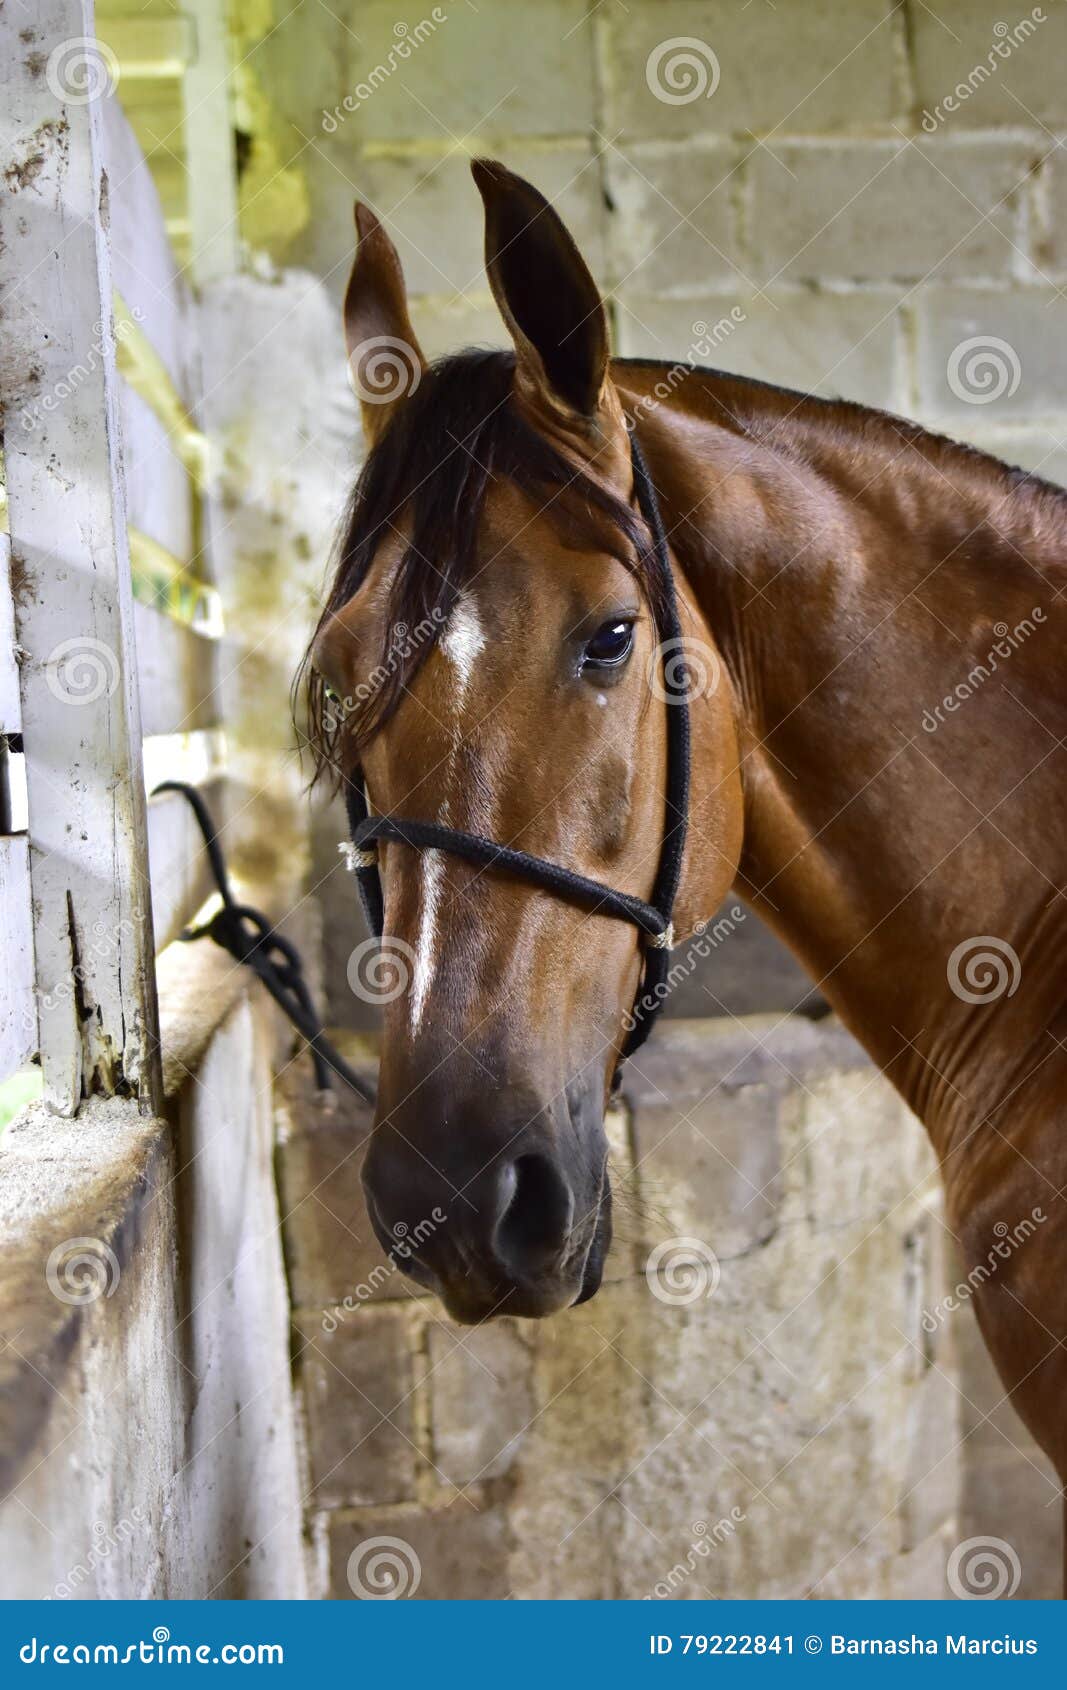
341, 424, 691, 1064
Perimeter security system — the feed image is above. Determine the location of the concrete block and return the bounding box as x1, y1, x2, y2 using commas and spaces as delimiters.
750, 141, 1032, 283
605, 144, 743, 293
916, 286, 1067, 420
426, 1321, 537, 1486
912, 1, 1067, 132
616, 289, 904, 411
604, 0, 900, 140
295, 1308, 418, 1507
304, 0, 595, 145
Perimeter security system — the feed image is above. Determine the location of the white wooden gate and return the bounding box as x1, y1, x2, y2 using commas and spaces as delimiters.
0, 0, 235, 1117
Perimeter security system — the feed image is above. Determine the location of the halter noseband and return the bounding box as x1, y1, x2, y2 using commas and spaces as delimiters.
340, 425, 691, 1066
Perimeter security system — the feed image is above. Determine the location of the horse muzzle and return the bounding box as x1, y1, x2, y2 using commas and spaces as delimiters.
360, 1108, 612, 1323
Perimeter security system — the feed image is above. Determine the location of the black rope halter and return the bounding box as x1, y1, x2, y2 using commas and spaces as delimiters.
153, 780, 376, 1105
340, 424, 691, 1066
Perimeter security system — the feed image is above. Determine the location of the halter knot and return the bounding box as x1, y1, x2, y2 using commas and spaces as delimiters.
339, 840, 378, 871
649, 922, 674, 951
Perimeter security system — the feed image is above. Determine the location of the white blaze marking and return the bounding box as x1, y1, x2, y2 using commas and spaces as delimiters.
410, 595, 486, 1033
410, 848, 444, 1032
440, 593, 486, 686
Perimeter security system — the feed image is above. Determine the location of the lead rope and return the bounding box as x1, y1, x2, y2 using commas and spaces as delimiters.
153, 780, 376, 1106
341, 421, 691, 1072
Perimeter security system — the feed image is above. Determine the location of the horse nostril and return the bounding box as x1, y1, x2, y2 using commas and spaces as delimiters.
494, 1153, 574, 1277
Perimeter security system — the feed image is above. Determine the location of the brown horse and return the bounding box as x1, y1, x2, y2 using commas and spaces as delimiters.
307, 160, 1067, 1572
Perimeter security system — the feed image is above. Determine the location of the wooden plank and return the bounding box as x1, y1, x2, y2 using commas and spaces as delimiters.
0, 836, 35, 1080
0, 0, 162, 1114
147, 779, 221, 951
181, 0, 239, 284
0, 535, 20, 737
120, 387, 196, 565
114, 296, 207, 483
132, 601, 220, 736
99, 95, 193, 401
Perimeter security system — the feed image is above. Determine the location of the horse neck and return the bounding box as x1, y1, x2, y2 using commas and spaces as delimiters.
630, 371, 1067, 1150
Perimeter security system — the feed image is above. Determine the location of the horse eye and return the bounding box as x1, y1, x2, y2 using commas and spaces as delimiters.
582, 619, 635, 670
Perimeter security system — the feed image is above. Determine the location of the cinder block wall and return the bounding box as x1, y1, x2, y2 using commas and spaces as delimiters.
253, 0, 1067, 484
245, 0, 1065, 1598
280, 1020, 963, 1599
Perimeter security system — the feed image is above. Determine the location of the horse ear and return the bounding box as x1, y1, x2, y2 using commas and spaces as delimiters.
472, 158, 610, 424
344, 203, 426, 448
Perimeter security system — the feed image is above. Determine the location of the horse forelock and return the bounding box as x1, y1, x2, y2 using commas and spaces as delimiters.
300, 347, 662, 783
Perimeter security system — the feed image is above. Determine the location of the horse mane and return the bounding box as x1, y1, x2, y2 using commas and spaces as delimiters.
300, 347, 662, 786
